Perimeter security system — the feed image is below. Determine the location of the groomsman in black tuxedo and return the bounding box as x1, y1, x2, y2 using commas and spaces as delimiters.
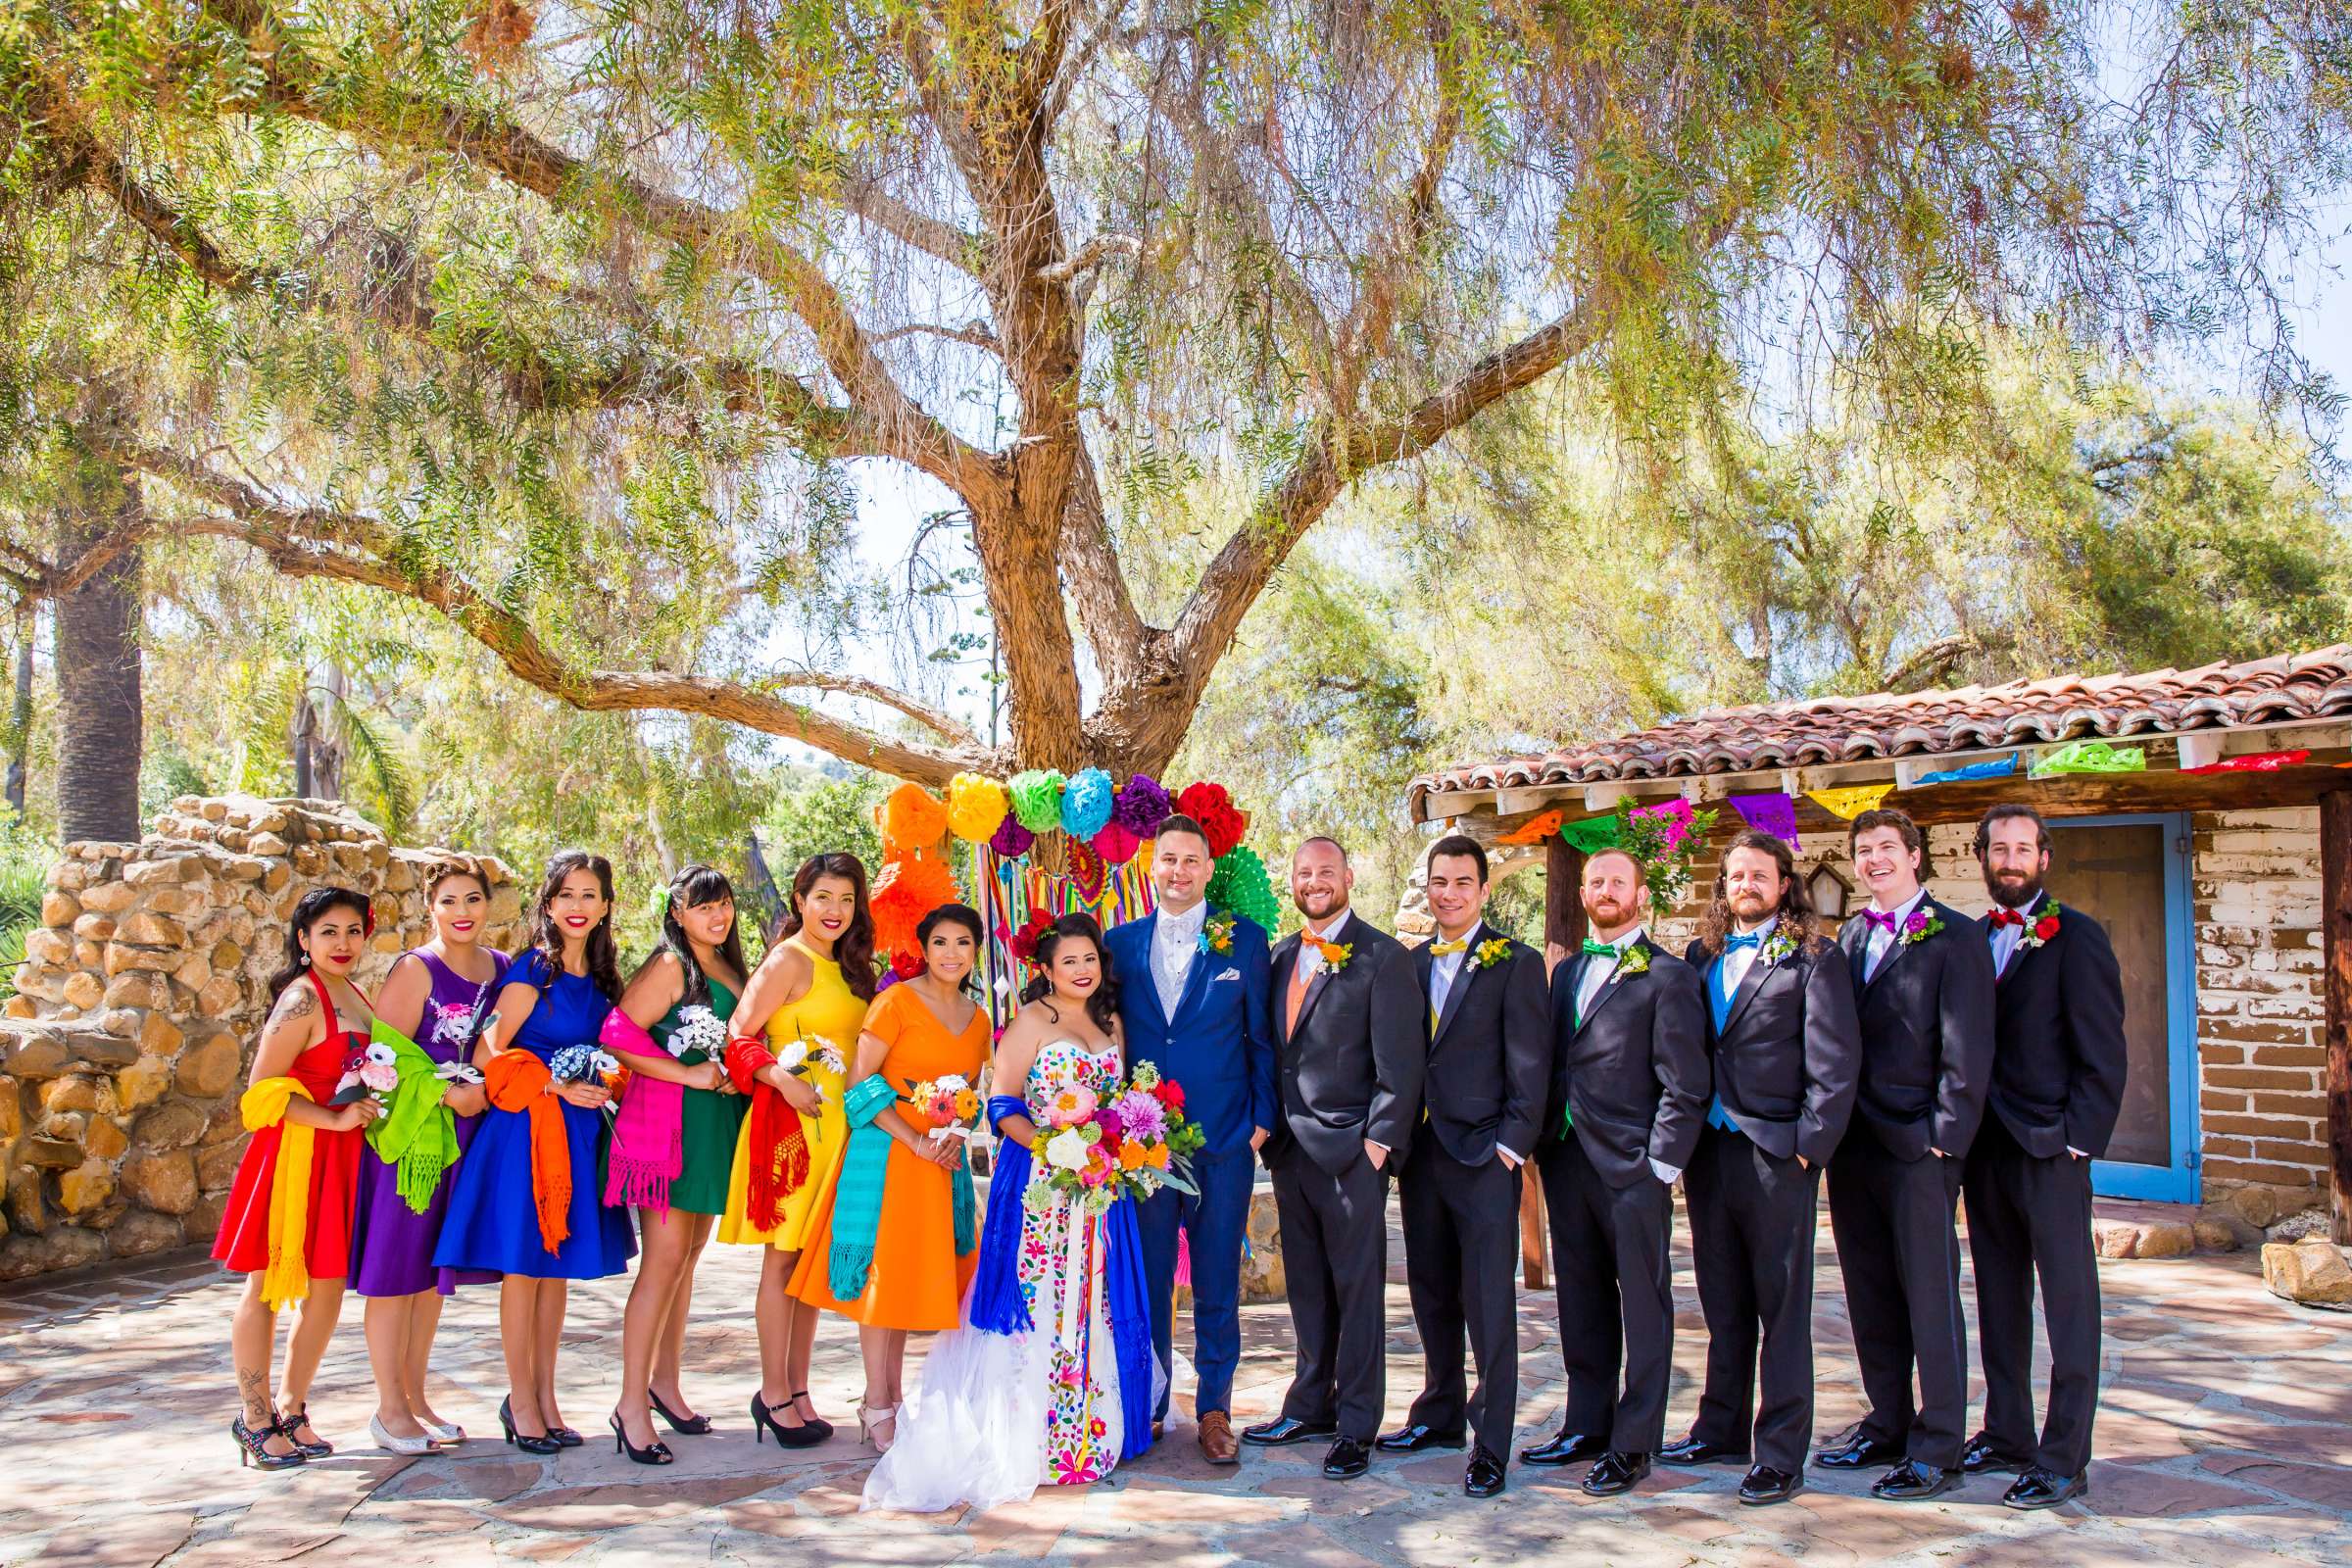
1962, 804, 2127, 1510
1243, 837, 1424, 1481
1817, 807, 1995, 1502
1521, 847, 1709, 1497
1661, 829, 1860, 1506
1378, 835, 1549, 1497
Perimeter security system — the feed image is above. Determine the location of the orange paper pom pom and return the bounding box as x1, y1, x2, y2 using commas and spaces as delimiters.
878, 783, 950, 853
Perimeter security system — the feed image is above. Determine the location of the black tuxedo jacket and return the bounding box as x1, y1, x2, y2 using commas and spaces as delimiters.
1267, 913, 1425, 1177
1543, 934, 1709, 1188
1684, 928, 1862, 1166
1977, 900, 2129, 1159
1834, 896, 1997, 1161
1411, 922, 1550, 1165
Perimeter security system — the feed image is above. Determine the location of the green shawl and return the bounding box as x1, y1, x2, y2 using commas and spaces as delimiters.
827, 1075, 901, 1301
366, 1019, 463, 1213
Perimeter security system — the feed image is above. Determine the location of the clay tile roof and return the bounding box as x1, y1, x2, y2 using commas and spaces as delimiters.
1407, 645, 2352, 814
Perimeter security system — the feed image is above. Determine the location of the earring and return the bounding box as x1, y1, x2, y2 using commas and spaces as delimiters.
299, 953, 312, 965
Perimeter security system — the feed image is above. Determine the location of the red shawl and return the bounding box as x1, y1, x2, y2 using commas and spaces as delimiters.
725, 1034, 811, 1232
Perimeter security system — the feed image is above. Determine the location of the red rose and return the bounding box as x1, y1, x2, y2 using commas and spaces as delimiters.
1153, 1079, 1186, 1112
2034, 915, 2059, 941
891, 947, 924, 978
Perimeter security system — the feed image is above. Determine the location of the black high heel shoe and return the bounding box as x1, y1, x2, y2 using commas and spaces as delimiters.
790, 1391, 835, 1443
547, 1423, 584, 1448
276, 1405, 332, 1459
648, 1389, 712, 1436
610, 1412, 674, 1465
750, 1391, 827, 1448
231, 1413, 306, 1471
499, 1396, 561, 1456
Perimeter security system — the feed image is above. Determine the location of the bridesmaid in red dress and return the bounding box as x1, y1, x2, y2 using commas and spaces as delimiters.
216, 887, 384, 1469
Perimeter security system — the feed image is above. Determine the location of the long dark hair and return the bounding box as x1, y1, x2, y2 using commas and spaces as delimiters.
662, 862, 747, 1006
915, 903, 986, 998
267, 886, 372, 1003
1695, 830, 1821, 956
529, 849, 622, 1002
1018, 912, 1120, 1036
776, 852, 877, 1003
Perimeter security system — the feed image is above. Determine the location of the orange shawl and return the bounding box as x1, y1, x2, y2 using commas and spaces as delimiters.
725, 1035, 810, 1232
485, 1051, 571, 1253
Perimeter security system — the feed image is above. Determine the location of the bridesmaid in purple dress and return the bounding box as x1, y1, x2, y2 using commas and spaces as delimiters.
349, 861, 507, 1452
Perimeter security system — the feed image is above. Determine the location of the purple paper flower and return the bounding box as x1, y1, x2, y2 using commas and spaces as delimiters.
1113, 773, 1174, 837
990, 813, 1035, 858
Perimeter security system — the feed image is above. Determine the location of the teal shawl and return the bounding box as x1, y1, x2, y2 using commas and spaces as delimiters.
827, 1075, 979, 1300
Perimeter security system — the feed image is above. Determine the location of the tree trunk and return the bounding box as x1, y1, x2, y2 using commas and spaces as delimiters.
54, 467, 143, 844
5, 606, 31, 816
291, 661, 348, 800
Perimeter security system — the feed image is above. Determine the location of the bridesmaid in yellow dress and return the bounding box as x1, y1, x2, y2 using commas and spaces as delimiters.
720, 852, 874, 1445
790, 903, 991, 1450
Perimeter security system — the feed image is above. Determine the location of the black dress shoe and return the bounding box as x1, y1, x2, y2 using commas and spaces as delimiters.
1962, 1431, 2029, 1475
1322, 1436, 1371, 1479
1658, 1434, 1750, 1467
1738, 1464, 1800, 1505
1464, 1446, 1506, 1497
1518, 1428, 1605, 1466
1243, 1416, 1338, 1446
1814, 1430, 1906, 1469
1580, 1450, 1650, 1495
1871, 1457, 1959, 1500
2001, 1466, 2086, 1510
1377, 1421, 1467, 1453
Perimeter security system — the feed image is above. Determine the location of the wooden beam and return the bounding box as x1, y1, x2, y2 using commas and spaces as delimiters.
2321, 790, 2352, 1244
1525, 833, 1589, 1291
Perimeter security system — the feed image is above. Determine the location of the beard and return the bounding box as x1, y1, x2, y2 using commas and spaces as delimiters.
1584, 895, 1635, 930
1728, 889, 1775, 922
1295, 886, 1344, 920
1984, 868, 2042, 909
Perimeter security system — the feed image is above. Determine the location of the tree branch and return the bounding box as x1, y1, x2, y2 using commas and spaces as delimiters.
98, 436, 992, 783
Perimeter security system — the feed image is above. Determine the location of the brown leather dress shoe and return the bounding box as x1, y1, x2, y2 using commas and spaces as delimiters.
1199, 1410, 1240, 1466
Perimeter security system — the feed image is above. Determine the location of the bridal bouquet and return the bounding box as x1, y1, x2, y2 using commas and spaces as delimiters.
771, 1037, 847, 1098
1027, 1062, 1205, 1214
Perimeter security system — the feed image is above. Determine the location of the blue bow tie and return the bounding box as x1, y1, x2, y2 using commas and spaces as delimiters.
1724, 930, 1764, 952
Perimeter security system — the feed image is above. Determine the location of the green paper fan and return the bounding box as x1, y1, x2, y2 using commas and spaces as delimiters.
1205, 844, 1281, 930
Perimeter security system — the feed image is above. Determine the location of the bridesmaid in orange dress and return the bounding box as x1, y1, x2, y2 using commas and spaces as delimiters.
790, 904, 991, 1450
217, 887, 384, 1469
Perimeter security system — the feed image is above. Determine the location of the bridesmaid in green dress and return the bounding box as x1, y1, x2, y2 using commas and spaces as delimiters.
606, 865, 750, 1458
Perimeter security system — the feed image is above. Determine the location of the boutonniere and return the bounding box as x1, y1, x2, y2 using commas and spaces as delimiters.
1759, 926, 1800, 965
1900, 907, 1943, 946
2016, 900, 2062, 950
1616, 945, 1651, 976
1199, 911, 1236, 956
1307, 937, 1353, 973
1472, 937, 1513, 970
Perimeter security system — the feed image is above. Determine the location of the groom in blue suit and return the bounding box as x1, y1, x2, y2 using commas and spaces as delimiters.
1105, 811, 1277, 1465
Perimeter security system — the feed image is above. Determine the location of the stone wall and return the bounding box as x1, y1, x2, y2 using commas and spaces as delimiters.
0, 796, 516, 1281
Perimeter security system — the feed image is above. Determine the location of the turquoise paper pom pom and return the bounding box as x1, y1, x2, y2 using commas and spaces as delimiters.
1060, 767, 1114, 839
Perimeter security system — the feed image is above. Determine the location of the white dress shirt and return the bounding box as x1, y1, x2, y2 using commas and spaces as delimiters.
1295, 907, 1353, 977
1152, 899, 1206, 1020
1717, 915, 1777, 997
1860, 889, 1927, 980
1989, 914, 2025, 977
1574, 928, 1677, 1184
1428, 920, 1480, 1017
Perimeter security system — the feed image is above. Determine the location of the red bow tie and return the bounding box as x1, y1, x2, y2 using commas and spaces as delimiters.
1987, 906, 2027, 927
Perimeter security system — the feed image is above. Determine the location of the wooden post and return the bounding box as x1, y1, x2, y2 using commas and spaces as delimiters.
2320, 790, 2352, 1244
1521, 836, 1590, 1290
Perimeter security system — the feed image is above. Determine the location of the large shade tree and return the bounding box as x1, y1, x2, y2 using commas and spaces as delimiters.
1, 0, 2345, 787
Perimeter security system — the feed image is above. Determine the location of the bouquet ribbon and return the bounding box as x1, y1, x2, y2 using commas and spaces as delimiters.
725, 1036, 810, 1232
826, 1075, 901, 1301
484, 1050, 570, 1254
239, 1076, 318, 1308
366, 1020, 463, 1216
600, 1008, 682, 1216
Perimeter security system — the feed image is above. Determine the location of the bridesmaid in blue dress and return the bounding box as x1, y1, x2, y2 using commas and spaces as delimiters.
433, 850, 635, 1453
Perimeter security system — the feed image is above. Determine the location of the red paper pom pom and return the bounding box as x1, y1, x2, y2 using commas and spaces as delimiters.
890, 947, 924, 979
1173, 781, 1247, 858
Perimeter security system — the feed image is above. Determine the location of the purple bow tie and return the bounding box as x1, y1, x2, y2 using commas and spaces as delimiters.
1862, 907, 1902, 933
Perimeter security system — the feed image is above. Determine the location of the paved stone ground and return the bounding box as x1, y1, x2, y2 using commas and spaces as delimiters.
6, 1202, 2350, 1568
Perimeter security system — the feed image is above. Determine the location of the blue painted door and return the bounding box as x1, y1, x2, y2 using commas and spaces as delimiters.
2042, 813, 2198, 1202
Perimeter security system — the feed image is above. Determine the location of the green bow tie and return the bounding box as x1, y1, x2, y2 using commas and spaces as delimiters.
1581, 938, 1618, 959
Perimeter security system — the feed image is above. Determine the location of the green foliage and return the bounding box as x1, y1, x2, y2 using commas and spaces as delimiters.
0, 808, 54, 1000
760, 767, 886, 894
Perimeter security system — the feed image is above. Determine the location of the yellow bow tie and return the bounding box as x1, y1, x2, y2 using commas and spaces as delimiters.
1428, 939, 1467, 956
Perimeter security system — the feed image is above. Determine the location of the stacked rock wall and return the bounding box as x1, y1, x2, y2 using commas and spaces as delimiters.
0, 796, 515, 1280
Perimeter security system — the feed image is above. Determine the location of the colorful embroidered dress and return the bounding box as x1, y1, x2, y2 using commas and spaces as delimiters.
860, 1035, 1158, 1513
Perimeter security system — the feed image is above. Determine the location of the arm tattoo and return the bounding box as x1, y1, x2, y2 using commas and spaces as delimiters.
273, 985, 318, 1026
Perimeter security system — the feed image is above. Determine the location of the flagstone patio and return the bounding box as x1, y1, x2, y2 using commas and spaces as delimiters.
6, 1204, 2349, 1568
